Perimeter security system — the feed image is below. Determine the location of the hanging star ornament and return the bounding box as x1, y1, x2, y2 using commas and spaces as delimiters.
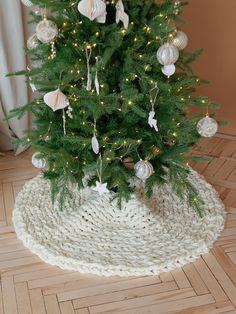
148, 111, 159, 132
116, 0, 129, 29
93, 181, 109, 196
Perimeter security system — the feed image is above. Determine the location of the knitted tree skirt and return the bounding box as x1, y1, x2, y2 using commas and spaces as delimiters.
13, 170, 226, 277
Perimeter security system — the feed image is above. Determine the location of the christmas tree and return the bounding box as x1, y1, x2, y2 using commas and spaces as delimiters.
9, 0, 224, 216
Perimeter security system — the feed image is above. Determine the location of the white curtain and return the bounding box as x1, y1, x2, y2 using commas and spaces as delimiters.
0, 0, 30, 154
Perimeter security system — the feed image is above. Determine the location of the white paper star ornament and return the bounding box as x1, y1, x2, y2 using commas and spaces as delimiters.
116, 0, 129, 29
93, 181, 109, 196
148, 111, 159, 132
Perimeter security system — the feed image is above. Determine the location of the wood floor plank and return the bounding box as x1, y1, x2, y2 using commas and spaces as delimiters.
182, 263, 209, 295
0, 283, 4, 314
1, 276, 18, 314
29, 288, 46, 314
2, 182, 14, 225
57, 277, 161, 302
203, 253, 236, 307
171, 268, 191, 288
72, 281, 178, 309
98, 294, 215, 314
59, 301, 75, 314
75, 309, 90, 314
15, 282, 32, 314
194, 257, 228, 302
44, 294, 61, 314
173, 300, 235, 314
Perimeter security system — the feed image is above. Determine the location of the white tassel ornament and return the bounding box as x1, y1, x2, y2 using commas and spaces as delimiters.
44, 89, 69, 112
92, 134, 99, 154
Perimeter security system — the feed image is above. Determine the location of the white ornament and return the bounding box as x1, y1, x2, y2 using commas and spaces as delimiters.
44, 89, 69, 112
197, 116, 218, 138
171, 31, 188, 51
36, 19, 58, 44
92, 135, 99, 154
29, 79, 37, 92
27, 34, 39, 49
116, 0, 129, 29
156, 44, 179, 66
148, 111, 159, 132
32, 153, 47, 169
93, 181, 109, 196
21, 0, 33, 6
161, 64, 176, 77
134, 160, 154, 181
78, 0, 107, 23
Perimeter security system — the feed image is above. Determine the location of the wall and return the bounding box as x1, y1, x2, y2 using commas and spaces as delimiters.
182, 0, 236, 135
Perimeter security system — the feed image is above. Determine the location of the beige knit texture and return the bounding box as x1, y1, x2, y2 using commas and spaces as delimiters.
13, 170, 226, 276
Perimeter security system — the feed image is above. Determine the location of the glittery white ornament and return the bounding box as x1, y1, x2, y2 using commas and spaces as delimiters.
44, 89, 69, 112
161, 64, 176, 77
36, 19, 58, 44
32, 153, 47, 169
197, 116, 218, 138
92, 135, 99, 154
134, 160, 154, 181
27, 33, 39, 49
21, 0, 33, 6
171, 31, 188, 51
157, 44, 179, 66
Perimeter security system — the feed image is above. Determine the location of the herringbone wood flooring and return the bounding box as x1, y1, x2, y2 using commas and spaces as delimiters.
0, 134, 236, 314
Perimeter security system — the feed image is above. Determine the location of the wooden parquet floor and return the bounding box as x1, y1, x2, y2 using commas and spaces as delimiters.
0, 134, 236, 314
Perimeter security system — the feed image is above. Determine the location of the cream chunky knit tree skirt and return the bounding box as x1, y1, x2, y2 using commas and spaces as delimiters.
13, 170, 226, 277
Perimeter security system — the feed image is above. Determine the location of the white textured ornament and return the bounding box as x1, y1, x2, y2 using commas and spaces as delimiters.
29, 79, 37, 92
171, 31, 188, 51
197, 116, 218, 138
78, 0, 107, 23
93, 181, 109, 196
21, 0, 33, 6
92, 135, 99, 154
157, 44, 179, 66
32, 153, 47, 169
148, 111, 158, 132
161, 64, 176, 77
27, 33, 39, 49
13, 169, 225, 276
135, 160, 154, 181
44, 89, 69, 112
116, 0, 129, 29
36, 19, 58, 44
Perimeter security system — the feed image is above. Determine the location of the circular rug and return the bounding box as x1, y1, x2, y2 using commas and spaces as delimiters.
13, 170, 226, 276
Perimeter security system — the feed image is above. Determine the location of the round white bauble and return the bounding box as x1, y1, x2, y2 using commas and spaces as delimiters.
21, 0, 33, 6
197, 116, 218, 138
32, 153, 47, 169
134, 160, 154, 181
156, 44, 179, 66
36, 19, 58, 44
27, 33, 39, 49
171, 31, 188, 50
161, 64, 176, 77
